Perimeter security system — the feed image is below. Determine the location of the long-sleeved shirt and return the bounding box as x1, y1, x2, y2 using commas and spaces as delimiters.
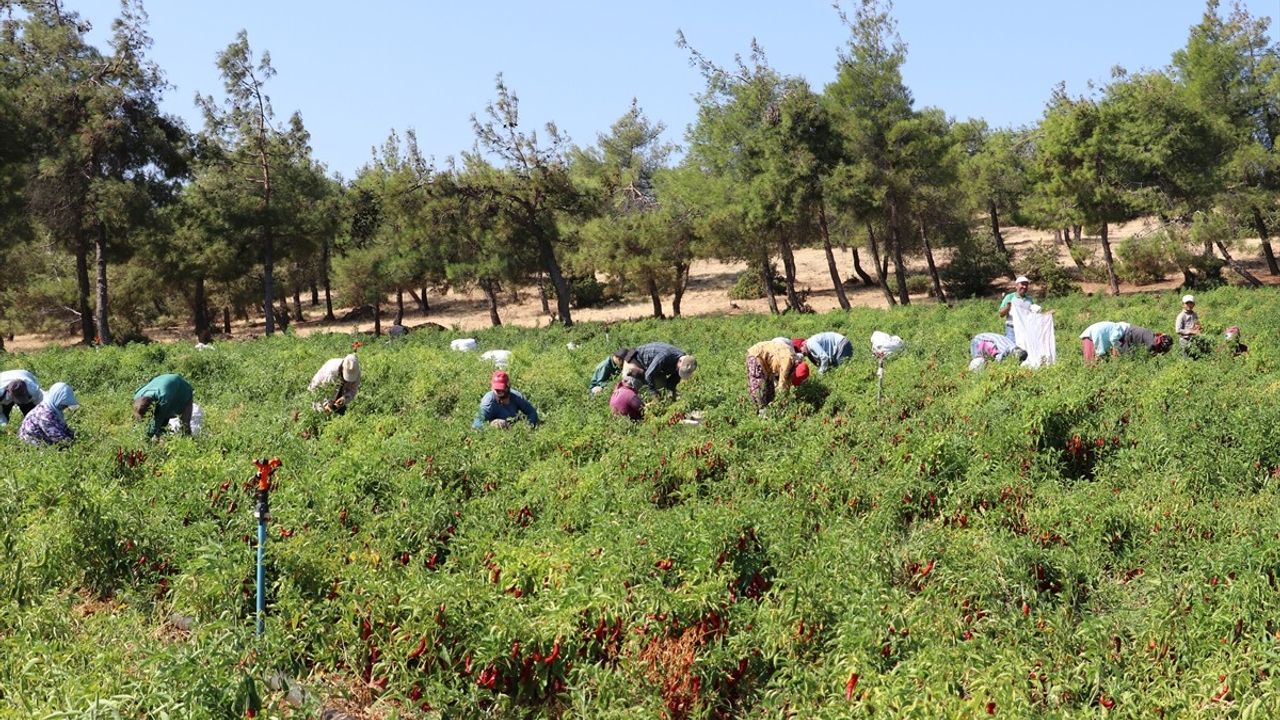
309, 356, 361, 409
134, 374, 194, 437
970, 332, 1017, 361
631, 342, 686, 395
1176, 310, 1199, 337
589, 355, 622, 391
0, 369, 42, 425
1079, 322, 1128, 355
18, 403, 74, 446
609, 382, 643, 421
473, 389, 539, 429
747, 340, 797, 381
805, 332, 851, 373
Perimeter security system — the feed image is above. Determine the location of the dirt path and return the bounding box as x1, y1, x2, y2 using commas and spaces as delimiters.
8, 221, 1277, 351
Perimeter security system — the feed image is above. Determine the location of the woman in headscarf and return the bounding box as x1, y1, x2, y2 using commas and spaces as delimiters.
309, 353, 361, 415
19, 382, 79, 446
745, 340, 809, 413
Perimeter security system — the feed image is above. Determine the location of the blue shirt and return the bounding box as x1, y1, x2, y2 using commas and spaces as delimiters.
473, 389, 539, 429
1080, 322, 1128, 355
805, 332, 851, 373
971, 332, 1017, 360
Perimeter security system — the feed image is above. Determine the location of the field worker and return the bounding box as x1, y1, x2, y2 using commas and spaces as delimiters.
803, 332, 853, 373
968, 332, 1028, 370
589, 347, 634, 396
624, 342, 697, 398
998, 276, 1034, 341
0, 368, 42, 427
309, 353, 361, 415
1079, 321, 1128, 364
133, 373, 194, 438
1119, 325, 1174, 356
609, 373, 644, 422
1175, 294, 1202, 356
745, 340, 809, 412
387, 323, 409, 338
1224, 326, 1248, 356
18, 382, 79, 446
473, 370, 539, 429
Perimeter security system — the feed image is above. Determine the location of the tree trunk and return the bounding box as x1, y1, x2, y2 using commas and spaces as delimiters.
408, 288, 428, 314
646, 277, 665, 319
989, 199, 1011, 272
1215, 240, 1264, 287
1253, 207, 1279, 276
223, 306, 232, 335
292, 286, 304, 323
865, 221, 896, 306
851, 247, 874, 286
758, 256, 780, 315
888, 203, 910, 306
778, 230, 804, 312
309, 279, 319, 306
919, 219, 947, 304
481, 279, 502, 326
1100, 221, 1120, 296
395, 288, 405, 324
818, 202, 850, 310
75, 236, 93, 344
322, 238, 335, 321
94, 224, 112, 345
262, 231, 276, 335
537, 274, 551, 317
1073, 225, 1082, 244
1060, 228, 1086, 271
420, 285, 430, 313
193, 277, 211, 343
672, 261, 689, 317
538, 238, 572, 327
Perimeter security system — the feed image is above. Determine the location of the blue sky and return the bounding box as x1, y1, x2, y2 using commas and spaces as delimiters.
73, 0, 1278, 180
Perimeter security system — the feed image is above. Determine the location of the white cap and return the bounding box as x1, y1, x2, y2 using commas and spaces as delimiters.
1182, 294, 1195, 304
1015, 275, 1030, 284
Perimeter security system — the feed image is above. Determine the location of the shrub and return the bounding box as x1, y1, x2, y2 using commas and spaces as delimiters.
553, 275, 614, 309
1021, 241, 1081, 298
728, 269, 786, 301
942, 234, 1013, 299
1115, 235, 1176, 285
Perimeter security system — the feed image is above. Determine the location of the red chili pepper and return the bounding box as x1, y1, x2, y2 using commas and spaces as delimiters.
845, 672, 859, 701
407, 636, 427, 660
545, 639, 561, 665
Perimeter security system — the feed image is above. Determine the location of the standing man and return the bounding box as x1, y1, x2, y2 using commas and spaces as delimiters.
473, 370, 539, 429
998, 276, 1034, 342
624, 342, 697, 399
133, 373, 195, 438
0, 368, 42, 427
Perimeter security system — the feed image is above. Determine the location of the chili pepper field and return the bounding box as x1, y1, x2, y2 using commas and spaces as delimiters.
6, 287, 1280, 718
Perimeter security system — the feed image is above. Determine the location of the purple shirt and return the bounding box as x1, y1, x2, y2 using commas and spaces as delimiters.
609, 383, 643, 421
18, 404, 74, 446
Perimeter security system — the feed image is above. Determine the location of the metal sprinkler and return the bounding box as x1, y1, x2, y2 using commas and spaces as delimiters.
252, 457, 282, 637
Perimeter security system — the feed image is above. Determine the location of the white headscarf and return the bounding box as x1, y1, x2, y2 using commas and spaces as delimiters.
341, 354, 361, 384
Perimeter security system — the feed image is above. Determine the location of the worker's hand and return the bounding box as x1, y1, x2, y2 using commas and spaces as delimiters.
490, 418, 510, 429
333, 396, 346, 409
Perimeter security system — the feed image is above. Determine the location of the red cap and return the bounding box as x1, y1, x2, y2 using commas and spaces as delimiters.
791, 337, 806, 353
491, 370, 510, 390
792, 362, 809, 385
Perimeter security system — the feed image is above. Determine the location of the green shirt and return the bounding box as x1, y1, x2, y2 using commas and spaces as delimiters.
999, 291, 1034, 325
134, 374, 194, 437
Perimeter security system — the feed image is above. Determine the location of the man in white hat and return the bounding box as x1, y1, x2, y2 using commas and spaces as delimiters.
1175, 294, 1201, 357
309, 353, 361, 415
998, 276, 1034, 342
